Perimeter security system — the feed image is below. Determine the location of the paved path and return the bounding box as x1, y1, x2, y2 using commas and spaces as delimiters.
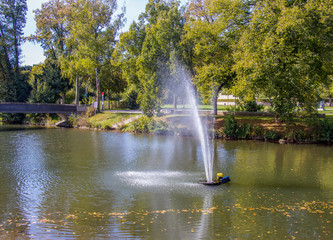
111, 115, 142, 129
105, 110, 143, 114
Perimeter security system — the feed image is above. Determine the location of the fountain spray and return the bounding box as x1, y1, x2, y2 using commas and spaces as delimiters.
185, 81, 214, 183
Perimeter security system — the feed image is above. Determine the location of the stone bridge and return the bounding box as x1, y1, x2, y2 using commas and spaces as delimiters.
0, 102, 87, 114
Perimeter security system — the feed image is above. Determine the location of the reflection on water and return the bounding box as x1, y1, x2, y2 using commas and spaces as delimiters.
0, 126, 332, 239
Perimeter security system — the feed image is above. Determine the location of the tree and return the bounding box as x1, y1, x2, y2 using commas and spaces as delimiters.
28, 60, 69, 103
117, 0, 186, 116
61, 0, 125, 112
115, 20, 146, 110
138, 0, 186, 115
33, 0, 70, 103
234, 0, 333, 121
0, 0, 28, 102
183, 0, 253, 115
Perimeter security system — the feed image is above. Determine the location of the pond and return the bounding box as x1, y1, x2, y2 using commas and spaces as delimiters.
0, 126, 332, 239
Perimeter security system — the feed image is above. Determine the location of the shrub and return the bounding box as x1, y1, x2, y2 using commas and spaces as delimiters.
223, 114, 250, 139
223, 114, 238, 139
248, 124, 265, 140
126, 90, 140, 110
243, 101, 263, 112
126, 116, 172, 134
319, 118, 333, 143
68, 114, 79, 127
85, 106, 95, 118
285, 129, 311, 143
264, 130, 281, 141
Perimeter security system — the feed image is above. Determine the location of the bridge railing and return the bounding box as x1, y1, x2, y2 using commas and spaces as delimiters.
0, 102, 87, 114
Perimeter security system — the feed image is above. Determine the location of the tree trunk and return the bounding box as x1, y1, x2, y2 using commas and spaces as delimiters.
108, 90, 111, 110
95, 67, 100, 112
212, 84, 223, 115
75, 76, 79, 105
60, 92, 65, 104
173, 94, 177, 111
213, 94, 218, 115
74, 76, 83, 105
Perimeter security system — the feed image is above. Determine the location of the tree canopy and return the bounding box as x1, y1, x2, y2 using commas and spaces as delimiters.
1, 0, 332, 122
0, 0, 29, 103
233, 0, 333, 120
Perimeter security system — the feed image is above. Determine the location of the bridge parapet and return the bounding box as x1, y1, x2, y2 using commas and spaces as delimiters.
0, 102, 87, 114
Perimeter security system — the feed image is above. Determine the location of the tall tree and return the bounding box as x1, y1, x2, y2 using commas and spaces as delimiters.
183, 0, 253, 115
117, 0, 185, 116
115, 19, 146, 110
0, 0, 28, 102
33, 0, 67, 61
33, 0, 70, 103
28, 60, 67, 103
234, 0, 333, 121
61, 0, 125, 111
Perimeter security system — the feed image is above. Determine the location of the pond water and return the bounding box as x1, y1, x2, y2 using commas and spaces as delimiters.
0, 126, 332, 239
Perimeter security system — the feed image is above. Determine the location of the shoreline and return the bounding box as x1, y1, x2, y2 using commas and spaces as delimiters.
2, 117, 332, 146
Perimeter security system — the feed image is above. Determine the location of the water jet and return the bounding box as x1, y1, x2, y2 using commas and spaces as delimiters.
178, 64, 230, 185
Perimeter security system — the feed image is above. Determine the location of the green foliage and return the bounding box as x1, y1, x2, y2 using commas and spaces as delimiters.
234, 0, 333, 121
126, 90, 140, 110
222, 114, 250, 139
68, 114, 79, 127
184, 0, 252, 114
33, 0, 125, 110
0, 0, 29, 105
125, 116, 172, 134
285, 129, 311, 143
243, 101, 263, 112
85, 106, 95, 118
264, 130, 281, 141
247, 124, 265, 140
82, 96, 94, 106
28, 61, 69, 103
117, 0, 185, 116
318, 118, 333, 143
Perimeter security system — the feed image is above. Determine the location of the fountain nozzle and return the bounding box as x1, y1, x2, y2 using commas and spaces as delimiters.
199, 173, 230, 186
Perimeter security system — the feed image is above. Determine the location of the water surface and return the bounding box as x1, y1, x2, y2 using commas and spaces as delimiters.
0, 126, 332, 239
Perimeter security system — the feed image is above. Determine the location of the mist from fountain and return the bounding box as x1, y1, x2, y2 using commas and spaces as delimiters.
166, 61, 214, 183
186, 83, 214, 183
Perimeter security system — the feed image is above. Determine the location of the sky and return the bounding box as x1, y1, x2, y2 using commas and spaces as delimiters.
22, 0, 188, 66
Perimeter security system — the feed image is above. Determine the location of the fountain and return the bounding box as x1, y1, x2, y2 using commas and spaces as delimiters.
186, 83, 214, 184
172, 63, 229, 185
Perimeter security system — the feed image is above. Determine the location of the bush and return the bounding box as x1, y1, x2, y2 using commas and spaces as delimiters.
243, 101, 263, 112
285, 129, 311, 143
85, 106, 95, 118
223, 114, 250, 139
126, 116, 172, 134
264, 130, 281, 141
226, 101, 264, 112
126, 90, 140, 110
68, 114, 79, 127
319, 118, 333, 143
248, 124, 265, 140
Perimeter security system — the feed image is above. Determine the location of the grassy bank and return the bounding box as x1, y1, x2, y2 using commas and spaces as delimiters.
22, 109, 333, 144
68, 110, 139, 130
120, 113, 333, 144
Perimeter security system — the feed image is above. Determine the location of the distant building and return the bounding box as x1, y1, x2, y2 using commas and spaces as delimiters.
217, 94, 239, 106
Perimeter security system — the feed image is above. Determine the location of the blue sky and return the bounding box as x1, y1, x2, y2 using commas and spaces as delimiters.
22, 0, 188, 66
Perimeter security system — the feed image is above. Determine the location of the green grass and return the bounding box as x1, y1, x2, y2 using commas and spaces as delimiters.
319, 107, 333, 115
